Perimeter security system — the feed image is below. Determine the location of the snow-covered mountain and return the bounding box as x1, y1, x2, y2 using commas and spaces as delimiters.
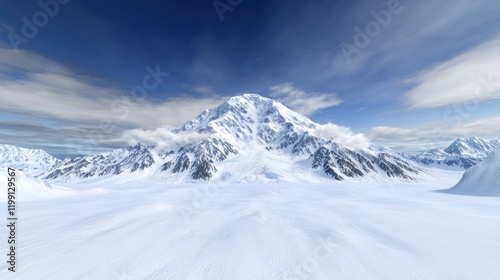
41, 94, 421, 183
411, 137, 500, 169
445, 148, 500, 196
0, 144, 60, 176
444, 137, 500, 157
43, 144, 157, 181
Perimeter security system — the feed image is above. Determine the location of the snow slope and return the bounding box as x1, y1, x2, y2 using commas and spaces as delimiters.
446, 149, 500, 196
0, 168, 72, 201
1, 171, 499, 279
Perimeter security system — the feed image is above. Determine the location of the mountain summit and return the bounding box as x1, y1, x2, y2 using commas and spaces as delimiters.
413, 137, 500, 169
42, 94, 421, 183
444, 137, 500, 157
176, 94, 315, 141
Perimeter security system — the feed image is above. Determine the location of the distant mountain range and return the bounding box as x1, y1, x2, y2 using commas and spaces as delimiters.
1, 94, 498, 183
410, 137, 500, 169
0, 94, 420, 183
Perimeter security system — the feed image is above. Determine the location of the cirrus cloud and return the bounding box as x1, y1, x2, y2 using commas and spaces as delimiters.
0, 48, 229, 129
269, 83, 342, 115
369, 116, 500, 152
119, 126, 213, 148
403, 36, 500, 110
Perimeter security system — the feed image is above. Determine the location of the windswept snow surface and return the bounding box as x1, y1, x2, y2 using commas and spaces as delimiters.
1, 170, 500, 279
446, 149, 500, 196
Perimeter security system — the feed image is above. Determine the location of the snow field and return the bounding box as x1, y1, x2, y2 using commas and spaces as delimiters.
0, 170, 499, 279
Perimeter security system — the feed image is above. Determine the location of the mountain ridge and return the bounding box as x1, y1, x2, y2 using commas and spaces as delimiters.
0, 144, 60, 176
412, 137, 500, 169
38, 94, 422, 183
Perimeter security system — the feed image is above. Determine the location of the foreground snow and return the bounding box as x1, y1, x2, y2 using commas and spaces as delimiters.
1, 171, 499, 279
446, 149, 500, 196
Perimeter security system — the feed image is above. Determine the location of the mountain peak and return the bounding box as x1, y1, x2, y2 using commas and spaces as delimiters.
230, 93, 272, 102
177, 94, 315, 136
0, 144, 60, 175
444, 137, 499, 157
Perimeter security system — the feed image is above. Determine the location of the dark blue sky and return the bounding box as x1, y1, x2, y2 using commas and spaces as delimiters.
1, 0, 500, 156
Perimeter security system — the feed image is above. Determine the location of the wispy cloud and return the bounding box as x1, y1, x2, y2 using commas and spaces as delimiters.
273, 0, 500, 106
0, 48, 229, 155
0, 48, 228, 129
0, 48, 70, 74
118, 126, 213, 148
369, 116, 500, 151
269, 83, 342, 115
190, 85, 216, 95
403, 36, 500, 110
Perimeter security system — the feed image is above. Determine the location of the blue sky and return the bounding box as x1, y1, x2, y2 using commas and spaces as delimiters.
1, 0, 500, 157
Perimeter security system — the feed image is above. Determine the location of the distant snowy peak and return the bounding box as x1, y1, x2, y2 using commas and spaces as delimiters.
413, 137, 500, 169
177, 94, 316, 144
444, 137, 500, 157
447, 148, 500, 196
0, 144, 59, 176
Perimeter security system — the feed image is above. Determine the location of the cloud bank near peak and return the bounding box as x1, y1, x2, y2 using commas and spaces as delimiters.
119, 127, 213, 148
312, 123, 371, 150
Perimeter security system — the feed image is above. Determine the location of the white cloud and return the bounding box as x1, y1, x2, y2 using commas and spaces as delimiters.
312, 123, 370, 150
0, 48, 70, 74
190, 85, 216, 95
403, 36, 500, 109
0, 48, 228, 129
269, 83, 342, 115
369, 116, 500, 152
119, 126, 213, 148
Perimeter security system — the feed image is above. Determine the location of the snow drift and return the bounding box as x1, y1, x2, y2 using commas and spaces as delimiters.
446, 148, 500, 196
